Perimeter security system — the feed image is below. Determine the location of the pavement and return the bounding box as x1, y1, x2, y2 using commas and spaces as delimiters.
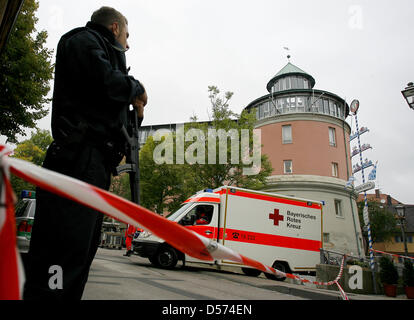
22, 248, 410, 301
187, 262, 410, 301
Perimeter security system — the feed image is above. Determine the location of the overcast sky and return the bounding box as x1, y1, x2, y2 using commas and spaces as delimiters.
6, 0, 414, 203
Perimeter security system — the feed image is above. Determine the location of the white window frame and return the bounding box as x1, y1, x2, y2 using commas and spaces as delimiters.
263, 102, 270, 118
329, 127, 336, 147
282, 125, 292, 144
334, 199, 343, 218
332, 162, 339, 177
284, 160, 293, 174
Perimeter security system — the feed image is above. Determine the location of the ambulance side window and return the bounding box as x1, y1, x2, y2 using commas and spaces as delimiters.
195, 205, 213, 225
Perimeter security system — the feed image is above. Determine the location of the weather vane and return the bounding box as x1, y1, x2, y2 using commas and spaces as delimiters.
283, 47, 291, 62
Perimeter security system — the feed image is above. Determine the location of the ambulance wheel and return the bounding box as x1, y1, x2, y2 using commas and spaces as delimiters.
265, 261, 287, 281
149, 256, 159, 266
155, 246, 178, 269
241, 268, 261, 277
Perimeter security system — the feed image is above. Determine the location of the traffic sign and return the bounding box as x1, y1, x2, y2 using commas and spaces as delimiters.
354, 181, 375, 193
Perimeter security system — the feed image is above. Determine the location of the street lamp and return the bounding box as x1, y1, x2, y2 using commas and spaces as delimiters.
401, 82, 414, 110
395, 204, 409, 257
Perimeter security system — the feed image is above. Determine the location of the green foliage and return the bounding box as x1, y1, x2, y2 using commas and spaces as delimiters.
139, 135, 193, 214
138, 86, 273, 215
109, 168, 131, 202
10, 129, 53, 197
379, 256, 399, 285
403, 259, 414, 287
183, 86, 273, 191
0, 0, 54, 143
357, 201, 399, 244
347, 259, 369, 269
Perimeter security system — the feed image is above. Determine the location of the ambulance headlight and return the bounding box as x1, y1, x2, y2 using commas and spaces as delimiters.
139, 230, 152, 238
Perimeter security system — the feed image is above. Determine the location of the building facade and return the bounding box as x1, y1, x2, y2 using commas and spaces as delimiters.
244, 62, 363, 256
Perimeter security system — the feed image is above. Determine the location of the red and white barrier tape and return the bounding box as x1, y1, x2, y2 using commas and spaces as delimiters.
0, 144, 348, 300
0, 146, 25, 300
370, 249, 414, 261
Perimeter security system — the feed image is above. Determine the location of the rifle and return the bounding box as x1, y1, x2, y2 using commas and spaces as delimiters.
116, 108, 140, 205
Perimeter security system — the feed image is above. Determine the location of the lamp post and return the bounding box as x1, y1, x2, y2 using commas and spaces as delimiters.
395, 204, 409, 257
401, 82, 414, 110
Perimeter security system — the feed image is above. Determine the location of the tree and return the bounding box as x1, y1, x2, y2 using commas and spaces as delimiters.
139, 135, 193, 214
109, 163, 131, 201
10, 129, 53, 197
0, 0, 54, 143
357, 200, 399, 247
182, 86, 273, 191
138, 86, 273, 215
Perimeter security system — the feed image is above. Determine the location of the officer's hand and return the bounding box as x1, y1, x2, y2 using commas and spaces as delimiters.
134, 81, 148, 107
133, 99, 144, 118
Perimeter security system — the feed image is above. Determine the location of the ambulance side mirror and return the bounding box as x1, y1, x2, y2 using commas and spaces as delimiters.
180, 215, 195, 226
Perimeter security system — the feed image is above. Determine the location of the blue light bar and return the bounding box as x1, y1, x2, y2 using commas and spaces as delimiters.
21, 190, 36, 199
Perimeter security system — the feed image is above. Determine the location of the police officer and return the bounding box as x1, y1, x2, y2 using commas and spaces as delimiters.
23, 7, 147, 300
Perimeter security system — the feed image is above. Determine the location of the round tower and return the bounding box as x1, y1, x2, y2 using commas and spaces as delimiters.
245, 62, 363, 257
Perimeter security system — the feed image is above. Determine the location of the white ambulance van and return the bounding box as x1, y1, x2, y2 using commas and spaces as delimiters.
133, 186, 323, 280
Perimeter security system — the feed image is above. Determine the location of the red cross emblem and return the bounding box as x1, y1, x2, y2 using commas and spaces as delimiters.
269, 209, 284, 226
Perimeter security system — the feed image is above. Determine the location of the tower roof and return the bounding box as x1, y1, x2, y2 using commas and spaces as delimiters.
266, 62, 316, 92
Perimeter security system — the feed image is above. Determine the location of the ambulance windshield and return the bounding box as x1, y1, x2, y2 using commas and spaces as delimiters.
165, 203, 193, 221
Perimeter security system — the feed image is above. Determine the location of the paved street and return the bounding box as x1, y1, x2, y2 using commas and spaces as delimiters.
83, 248, 307, 300
82, 248, 407, 301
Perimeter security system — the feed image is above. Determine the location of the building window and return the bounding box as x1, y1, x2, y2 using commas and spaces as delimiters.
291, 76, 298, 89
276, 81, 280, 91
323, 233, 330, 243
336, 104, 341, 118
263, 102, 270, 117
334, 199, 343, 218
285, 78, 290, 90
329, 100, 336, 117
317, 99, 323, 113
332, 162, 339, 177
329, 127, 336, 147
289, 97, 296, 112
280, 78, 286, 90
284, 160, 293, 174
282, 125, 292, 144
254, 95, 346, 120
270, 101, 276, 116
297, 96, 305, 112
323, 99, 329, 114
282, 97, 289, 113
276, 98, 282, 114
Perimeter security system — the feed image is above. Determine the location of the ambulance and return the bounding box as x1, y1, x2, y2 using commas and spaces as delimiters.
132, 186, 323, 280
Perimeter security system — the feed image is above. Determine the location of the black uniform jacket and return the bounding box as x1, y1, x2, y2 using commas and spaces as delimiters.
50, 21, 145, 147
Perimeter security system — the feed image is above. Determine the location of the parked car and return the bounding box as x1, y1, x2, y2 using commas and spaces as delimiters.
15, 191, 36, 253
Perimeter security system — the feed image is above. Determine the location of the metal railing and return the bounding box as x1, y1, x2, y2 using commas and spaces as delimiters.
320, 248, 411, 276
320, 248, 378, 271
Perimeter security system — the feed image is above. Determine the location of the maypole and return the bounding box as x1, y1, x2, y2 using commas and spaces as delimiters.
349, 99, 378, 294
